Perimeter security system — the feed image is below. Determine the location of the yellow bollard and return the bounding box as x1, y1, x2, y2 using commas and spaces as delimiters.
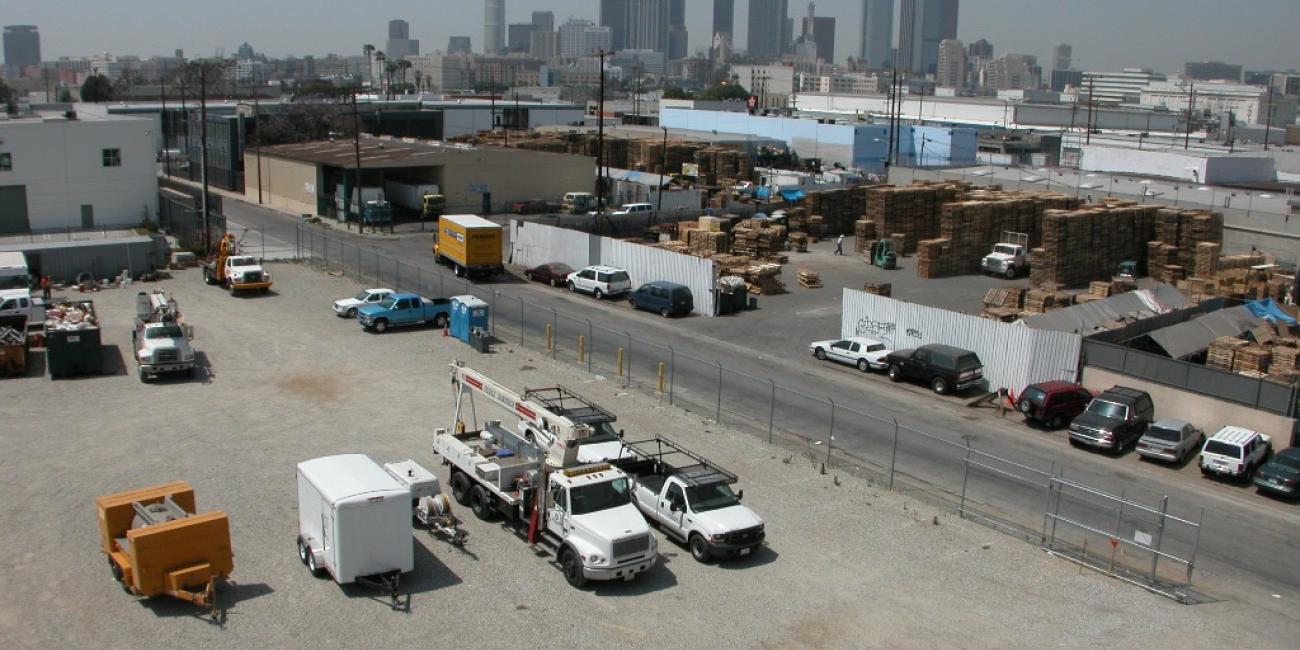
578, 335, 586, 362
617, 347, 625, 376
657, 362, 666, 393
545, 324, 553, 351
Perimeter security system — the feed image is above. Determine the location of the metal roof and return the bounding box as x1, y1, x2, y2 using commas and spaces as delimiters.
1020, 285, 1188, 335
296, 454, 407, 505
607, 168, 672, 188
1147, 306, 1262, 360
0, 235, 154, 253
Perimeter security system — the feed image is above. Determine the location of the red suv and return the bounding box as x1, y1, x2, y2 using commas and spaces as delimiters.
1016, 381, 1093, 429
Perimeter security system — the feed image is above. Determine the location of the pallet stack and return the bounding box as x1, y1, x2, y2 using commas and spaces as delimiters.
789, 232, 809, 252
1194, 243, 1221, 278
808, 215, 825, 240
1023, 289, 1074, 315
1207, 337, 1250, 371
866, 186, 942, 256
797, 268, 823, 289
854, 219, 877, 253
687, 229, 730, 256
740, 263, 786, 295
731, 220, 788, 258
1232, 345, 1272, 374
1030, 205, 1158, 288
1271, 344, 1298, 382
863, 282, 892, 297
916, 238, 952, 279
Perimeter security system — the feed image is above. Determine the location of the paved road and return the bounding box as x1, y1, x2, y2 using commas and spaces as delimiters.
223, 197, 1300, 604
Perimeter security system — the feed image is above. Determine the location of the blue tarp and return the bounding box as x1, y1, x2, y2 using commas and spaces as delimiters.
1245, 298, 1298, 325
755, 186, 773, 199
780, 189, 807, 201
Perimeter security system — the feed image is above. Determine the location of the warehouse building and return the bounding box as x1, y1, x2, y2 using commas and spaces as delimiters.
0, 110, 158, 234
244, 136, 595, 218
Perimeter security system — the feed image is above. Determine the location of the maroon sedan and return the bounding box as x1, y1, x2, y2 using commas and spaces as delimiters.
524, 262, 575, 287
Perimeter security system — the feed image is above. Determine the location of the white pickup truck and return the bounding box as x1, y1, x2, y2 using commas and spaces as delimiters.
613, 437, 765, 563
981, 231, 1030, 279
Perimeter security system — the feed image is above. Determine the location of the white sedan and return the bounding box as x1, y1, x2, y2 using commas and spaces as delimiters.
809, 337, 892, 372
332, 288, 395, 318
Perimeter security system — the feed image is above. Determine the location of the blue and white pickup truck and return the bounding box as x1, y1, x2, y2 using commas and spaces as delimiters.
357, 293, 451, 333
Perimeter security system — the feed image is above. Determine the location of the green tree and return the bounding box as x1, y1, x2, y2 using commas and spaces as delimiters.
662, 85, 692, 100
80, 74, 115, 102
698, 82, 749, 101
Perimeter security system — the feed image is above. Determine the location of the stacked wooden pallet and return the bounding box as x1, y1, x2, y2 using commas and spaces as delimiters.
1194, 242, 1221, 278
740, 263, 786, 295
863, 283, 891, 297
1271, 344, 1298, 380
866, 186, 941, 256
808, 215, 826, 240
650, 240, 691, 255
789, 232, 809, 252
731, 221, 788, 258
854, 219, 877, 253
1232, 345, 1272, 374
1089, 281, 1114, 298
687, 230, 730, 256
916, 238, 952, 279
1030, 206, 1158, 288
1207, 337, 1250, 371
1023, 289, 1073, 314
797, 268, 823, 289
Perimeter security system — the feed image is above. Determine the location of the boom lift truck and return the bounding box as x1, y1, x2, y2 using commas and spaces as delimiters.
432, 362, 657, 587
203, 232, 272, 296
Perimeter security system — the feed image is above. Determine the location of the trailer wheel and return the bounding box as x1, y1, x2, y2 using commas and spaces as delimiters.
109, 556, 123, 582
690, 534, 712, 563
450, 471, 471, 506
560, 549, 588, 588
470, 485, 495, 521
297, 538, 309, 565
306, 549, 322, 577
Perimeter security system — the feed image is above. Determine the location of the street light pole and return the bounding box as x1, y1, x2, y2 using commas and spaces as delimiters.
656, 126, 667, 226
199, 63, 211, 255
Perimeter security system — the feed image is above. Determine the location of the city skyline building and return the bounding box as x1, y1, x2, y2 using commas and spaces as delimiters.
859, 0, 893, 70
386, 19, 419, 59
3, 25, 40, 77
937, 38, 966, 88
899, 0, 959, 76
747, 0, 790, 62
713, 0, 735, 43
484, 0, 505, 54
600, 0, 629, 51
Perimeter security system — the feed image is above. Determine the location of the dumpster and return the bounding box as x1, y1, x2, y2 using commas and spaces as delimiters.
450, 296, 489, 344
716, 276, 748, 316
0, 315, 27, 377
45, 300, 103, 378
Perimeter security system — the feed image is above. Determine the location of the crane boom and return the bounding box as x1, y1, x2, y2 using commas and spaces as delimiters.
448, 362, 590, 467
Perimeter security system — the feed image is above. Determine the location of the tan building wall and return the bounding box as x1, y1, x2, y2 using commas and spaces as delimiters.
245, 152, 318, 217
1081, 366, 1298, 449
438, 149, 594, 213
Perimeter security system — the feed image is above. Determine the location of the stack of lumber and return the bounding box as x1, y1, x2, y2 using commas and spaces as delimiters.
797, 268, 823, 289
738, 263, 786, 295
1030, 205, 1158, 288
1089, 281, 1114, 298
789, 232, 809, 252
917, 198, 1041, 277
1194, 242, 1221, 278
687, 229, 730, 256
916, 238, 952, 279
863, 283, 891, 297
1270, 343, 1298, 382
808, 215, 825, 240
650, 240, 691, 255
805, 188, 866, 235
697, 215, 727, 232
981, 287, 1026, 321
890, 233, 907, 256
786, 208, 809, 233
1207, 337, 1250, 371
866, 186, 942, 256
731, 220, 788, 257
1232, 345, 1272, 374
1023, 289, 1074, 315
854, 219, 877, 253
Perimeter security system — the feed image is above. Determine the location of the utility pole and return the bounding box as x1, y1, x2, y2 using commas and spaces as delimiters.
595, 50, 606, 214
656, 126, 668, 226
1184, 82, 1195, 150
253, 80, 263, 204
199, 63, 211, 255
352, 90, 364, 233
1085, 77, 1095, 145
160, 67, 171, 178
1263, 84, 1274, 151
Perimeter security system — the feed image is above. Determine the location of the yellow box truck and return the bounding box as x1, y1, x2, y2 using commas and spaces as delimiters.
434, 214, 504, 279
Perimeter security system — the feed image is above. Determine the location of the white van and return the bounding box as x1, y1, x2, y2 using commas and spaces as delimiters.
0, 252, 30, 290
613, 203, 654, 217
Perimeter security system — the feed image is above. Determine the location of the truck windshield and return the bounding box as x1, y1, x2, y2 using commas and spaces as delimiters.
145, 325, 185, 339
569, 477, 632, 515
0, 274, 29, 290
994, 245, 1018, 255
1086, 400, 1127, 419
687, 483, 741, 512
581, 421, 620, 444
228, 257, 256, 266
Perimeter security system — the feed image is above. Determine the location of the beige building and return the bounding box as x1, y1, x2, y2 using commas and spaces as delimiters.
245, 136, 595, 218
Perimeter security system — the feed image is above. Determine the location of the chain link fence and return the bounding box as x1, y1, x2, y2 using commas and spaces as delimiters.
295, 221, 1206, 602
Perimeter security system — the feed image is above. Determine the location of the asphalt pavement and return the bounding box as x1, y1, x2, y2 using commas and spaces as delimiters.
222, 196, 1300, 607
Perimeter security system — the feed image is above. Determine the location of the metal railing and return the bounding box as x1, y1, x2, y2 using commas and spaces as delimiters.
293, 221, 1206, 601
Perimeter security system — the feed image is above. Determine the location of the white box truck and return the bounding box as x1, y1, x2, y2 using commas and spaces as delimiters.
296, 454, 414, 606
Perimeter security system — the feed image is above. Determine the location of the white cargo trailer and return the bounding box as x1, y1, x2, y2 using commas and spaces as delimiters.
296, 454, 414, 605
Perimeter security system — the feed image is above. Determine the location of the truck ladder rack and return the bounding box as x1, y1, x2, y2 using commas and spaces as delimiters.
618, 436, 739, 487
523, 385, 618, 426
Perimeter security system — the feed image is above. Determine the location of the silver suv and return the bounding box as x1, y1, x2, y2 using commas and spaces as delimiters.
566, 266, 632, 300
1200, 426, 1272, 480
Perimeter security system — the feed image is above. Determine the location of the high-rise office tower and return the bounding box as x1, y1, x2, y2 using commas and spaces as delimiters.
386, 19, 420, 59
532, 11, 555, 34
484, 0, 505, 54
747, 0, 790, 61
626, 0, 671, 54
1052, 43, 1072, 72
936, 38, 966, 87
899, 0, 959, 75
600, 0, 629, 51
859, 0, 893, 69
3, 25, 40, 76
668, 0, 688, 60
713, 0, 735, 43
448, 36, 473, 56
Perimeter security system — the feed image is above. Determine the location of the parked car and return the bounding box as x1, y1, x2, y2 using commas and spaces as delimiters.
1200, 426, 1272, 481
885, 344, 984, 395
613, 203, 654, 217
332, 288, 395, 318
629, 282, 693, 317
524, 263, 575, 287
1015, 381, 1092, 429
1253, 448, 1300, 498
809, 337, 892, 372
1136, 418, 1204, 464
356, 293, 452, 333
566, 265, 632, 300
1067, 387, 1154, 453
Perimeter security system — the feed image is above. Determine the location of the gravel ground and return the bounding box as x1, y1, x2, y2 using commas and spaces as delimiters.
2, 262, 1296, 649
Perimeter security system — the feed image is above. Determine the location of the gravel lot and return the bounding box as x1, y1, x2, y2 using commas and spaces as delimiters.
2, 262, 1296, 649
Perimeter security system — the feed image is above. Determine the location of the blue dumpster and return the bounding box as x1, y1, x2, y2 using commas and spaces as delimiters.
450, 295, 489, 343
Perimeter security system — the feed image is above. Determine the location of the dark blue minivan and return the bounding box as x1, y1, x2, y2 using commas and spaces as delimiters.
628, 281, 693, 317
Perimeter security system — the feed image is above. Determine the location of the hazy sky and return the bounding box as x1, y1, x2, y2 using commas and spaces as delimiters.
7, 0, 1299, 73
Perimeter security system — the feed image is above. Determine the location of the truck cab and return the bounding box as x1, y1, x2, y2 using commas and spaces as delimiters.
204, 233, 272, 295
982, 232, 1030, 279
134, 321, 196, 381
613, 437, 765, 563
0, 289, 45, 324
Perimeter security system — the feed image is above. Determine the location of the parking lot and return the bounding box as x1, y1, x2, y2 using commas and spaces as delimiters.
3, 262, 1298, 648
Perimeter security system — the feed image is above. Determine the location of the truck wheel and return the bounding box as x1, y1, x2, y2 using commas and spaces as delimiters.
470, 485, 495, 521
1004, 265, 1017, 279
931, 376, 950, 395
297, 538, 310, 565
814, 347, 827, 360
434, 314, 448, 328
228, 283, 238, 297
661, 308, 672, 318
1049, 414, 1065, 429
690, 534, 712, 563
628, 299, 638, 311
888, 364, 903, 382
203, 268, 215, 285
450, 472, 471, 506
137, 366, 149, 383
560, 549, 588, 588
373, 319, 389, 333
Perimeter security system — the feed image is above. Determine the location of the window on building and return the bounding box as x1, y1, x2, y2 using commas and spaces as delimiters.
102, 148, 122, 167
0, 152, 11, 171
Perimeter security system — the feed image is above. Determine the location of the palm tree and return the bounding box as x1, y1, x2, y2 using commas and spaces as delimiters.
413, 70, 422, 93
374, 51, 387, 98
399, 60, 413, 94
362, 44, 375, 88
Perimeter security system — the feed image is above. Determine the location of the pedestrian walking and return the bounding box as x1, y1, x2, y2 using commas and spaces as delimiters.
835, 234, 845, 255
40, 275, 51, 300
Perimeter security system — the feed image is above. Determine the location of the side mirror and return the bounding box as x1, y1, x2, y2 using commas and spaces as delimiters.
736, 489, 744, 501
618, 429, 625, 439
184, 325, 195, 341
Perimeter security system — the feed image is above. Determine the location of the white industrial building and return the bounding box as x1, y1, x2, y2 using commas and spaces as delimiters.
0, 110, 158, 235
1141, 82, 1298, 127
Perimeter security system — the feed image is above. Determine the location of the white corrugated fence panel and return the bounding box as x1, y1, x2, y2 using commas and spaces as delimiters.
509, 219, 593, 270
601, 238, 716, 316
840, 289, 1081, 395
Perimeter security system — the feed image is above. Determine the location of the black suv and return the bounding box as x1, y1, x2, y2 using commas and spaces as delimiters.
1068, 386, 1155, 453
885, 344, 984, 395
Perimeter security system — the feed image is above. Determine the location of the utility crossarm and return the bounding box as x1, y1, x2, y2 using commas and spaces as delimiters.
617, 436, 739, 487
448, 362, 591, 467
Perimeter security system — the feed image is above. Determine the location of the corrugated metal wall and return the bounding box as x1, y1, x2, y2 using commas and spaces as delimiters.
509, 219, 717, 316
840, 289, 1082, 395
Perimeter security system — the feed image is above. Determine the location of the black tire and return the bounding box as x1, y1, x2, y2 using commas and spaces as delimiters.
1199, 465, 1210, 476
1017, 399, 1032, 414
594, 288, 604, 300
888, 364, 903, 382
138, 366, 149, 383
373, 319, 389, 333
229, 283, 238, 297
1004, 265, 1017, 279
931, 376, 949, 395
454, 265, 465, 278
560, 549, 587, 588
450, 472, 471, 506
549, 278, 558, 287
187, 366, 197, 379
109, 556, 124, 582
857, 359, 870, 372
306, 549, 322, 577
814, 348, 827, 361
297, 538, 310, 565
1048, 414, 1065, 430
661, 308, 672, 318
628, 299, 638, 311
470, 485, 494, 521
346, 308, 357, 318
567, 281, 576, 293
689, 534, 712, 563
